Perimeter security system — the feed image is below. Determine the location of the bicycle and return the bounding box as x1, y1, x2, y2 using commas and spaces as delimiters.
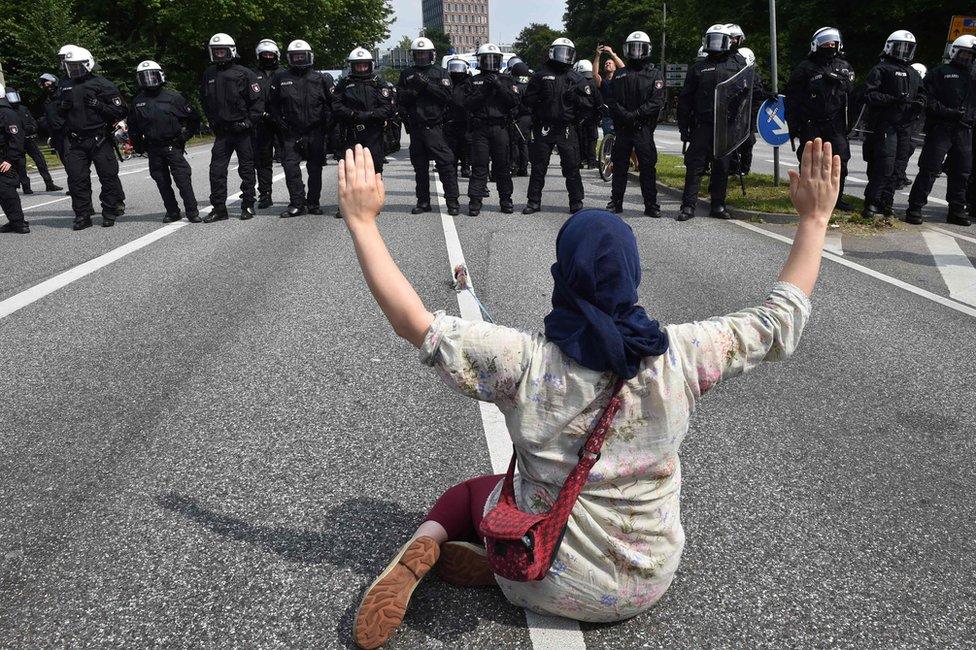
598, 133, 614, 182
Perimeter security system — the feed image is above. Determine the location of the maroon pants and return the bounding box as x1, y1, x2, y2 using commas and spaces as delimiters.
425, 474, 503, 543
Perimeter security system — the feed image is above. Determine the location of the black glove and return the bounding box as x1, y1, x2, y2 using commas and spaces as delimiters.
230, 120, 251, 133
824, 71, 843, 84
679, 127, 692, 142
85, 95, 100, 108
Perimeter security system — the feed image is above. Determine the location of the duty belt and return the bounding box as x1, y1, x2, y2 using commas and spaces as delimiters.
67, 129, 104, 140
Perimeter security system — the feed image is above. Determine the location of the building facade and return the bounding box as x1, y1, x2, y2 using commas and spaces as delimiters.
422, 0, 489, 53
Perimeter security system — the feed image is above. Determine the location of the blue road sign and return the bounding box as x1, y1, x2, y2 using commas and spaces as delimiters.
757, 94, 790, 147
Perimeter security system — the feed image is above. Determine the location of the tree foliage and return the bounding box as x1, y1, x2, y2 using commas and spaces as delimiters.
513, 23, 567, 70
0, 0, 393, 107
423, 28, 454, 57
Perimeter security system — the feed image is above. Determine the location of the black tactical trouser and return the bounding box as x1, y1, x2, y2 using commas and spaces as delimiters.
253, 121, 278, 200
17, 137, 56, 189
968, 126, 976, 215
468, 122, 512, 203
408, 123, 459, 204
894, 125, 920, 186
64, 133, 125, 218
209, 129, 256, 208
510, 115, 531, 174
577, 119, 599, 166
341, 123, 386, 174
908, 121, 972, 211
445, 121, 470, 171
797, 123, 851, 199
527, 123, 583, 207
611, 126, 658, 209
282, 127, 326, 209
864, 121, 913, 210
682, 122, 730, 208
0, 167, 25, 225
148, 143, 198, 217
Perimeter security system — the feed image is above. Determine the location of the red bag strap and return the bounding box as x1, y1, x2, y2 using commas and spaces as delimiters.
499, 377, 625, 507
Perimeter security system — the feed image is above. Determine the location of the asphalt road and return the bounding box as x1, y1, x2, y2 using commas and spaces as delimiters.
1, 138, 974, 648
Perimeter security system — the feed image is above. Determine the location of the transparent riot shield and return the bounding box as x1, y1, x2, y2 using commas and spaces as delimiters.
713, 64, 755, 159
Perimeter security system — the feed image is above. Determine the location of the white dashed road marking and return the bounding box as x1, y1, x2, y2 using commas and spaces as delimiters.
921, 230, 976, 307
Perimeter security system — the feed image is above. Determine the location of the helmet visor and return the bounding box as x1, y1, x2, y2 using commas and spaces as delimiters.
479, 53, 502, 72
813, 29, 841, 50
287, 50, 312, 67
703, 33, 730, 52
623, 41, 651, 59
351, 61, 373, 76
210, 45, 232, 62
5, 90, 20, 104
550, 44, 575, 64
413, 50, 435, 66
888, 41, 915, 61
955, 49, 975, 66
447, 59, 467, 74
65, 60, 89, 79
136, 69, 164, 88
258, 52, 278, 68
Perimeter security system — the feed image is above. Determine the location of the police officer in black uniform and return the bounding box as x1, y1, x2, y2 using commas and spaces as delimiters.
861, 30, 925, 221
5, 88, 61, 193
271, 40, 332, 218
604, 30, 666, 217
37, 73, 66, 165
445, 57, 471, 178
573, 59, 602, 169
200, 32, 263, 222
332, 47, 396, 218
253, 39, 280, 209
0, 86, 29, 234
523, 37, 594, 214
677, 25, 746, 221
785, 27, 856, 211
397, 37, 460, 216
128, 60, 201, 223
507, 57, 532, 177
462, 43, 520, 216
59, 46, 128, 230
906, 36, 976, 226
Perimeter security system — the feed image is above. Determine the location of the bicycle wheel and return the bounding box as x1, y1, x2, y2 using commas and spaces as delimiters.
598, 134, 614, 182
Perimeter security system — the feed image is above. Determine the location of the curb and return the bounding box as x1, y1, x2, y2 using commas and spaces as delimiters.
650, 177, 800, 223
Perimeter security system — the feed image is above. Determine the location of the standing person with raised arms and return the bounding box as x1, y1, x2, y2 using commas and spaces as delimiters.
334, 137, 839, 649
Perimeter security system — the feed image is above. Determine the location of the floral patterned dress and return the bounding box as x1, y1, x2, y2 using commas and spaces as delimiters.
419, 281, 812, 622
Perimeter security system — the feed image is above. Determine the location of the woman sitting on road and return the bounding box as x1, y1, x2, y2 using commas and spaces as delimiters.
337, 139, 840, 649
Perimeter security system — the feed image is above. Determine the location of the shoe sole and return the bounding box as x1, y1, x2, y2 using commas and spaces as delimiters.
437, 541, 496, 587
353, 536, 439, 650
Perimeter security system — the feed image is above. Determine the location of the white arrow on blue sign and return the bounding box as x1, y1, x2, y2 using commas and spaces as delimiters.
757, 94, 790, 147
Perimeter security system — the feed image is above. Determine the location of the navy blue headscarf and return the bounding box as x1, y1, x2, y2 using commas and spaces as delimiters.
544, 210, 669, 378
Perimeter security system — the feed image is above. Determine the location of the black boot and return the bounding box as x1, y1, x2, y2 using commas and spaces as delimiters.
411, 202, 431, 214
0, 221, 30, 234
163, 212, 183, 223
45, 183, 63, 192
676, 205, 695, 222
904, 206, 923, 225
447, 201, 460, 216
834, 198, 854, 212
203, 206, 229, 223
522, 202, 540, 215
186, 211, 202, 223
257, 195, 273, 209
101, 212, 116, 227
280, 205, 306, 218
239, 204, 255, 220
22, 186, 33, 195
644, 204, 662, 218
606, 200, 623, 214
500, 199, 514, 214
72, 214, 93, 231
468, 200, 482, 217
307, 205, 323, 215
569, 202, 583, 214
709, 204, 730, 219
861, 204, 880, 220
947, 207, 972, 227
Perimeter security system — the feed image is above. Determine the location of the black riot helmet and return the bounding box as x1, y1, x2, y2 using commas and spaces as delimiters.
135, 60, 165, 88
255, 39, 280, 70
476, 43, 503, 73
447, 57, 469, 82
548, 37, 576, 65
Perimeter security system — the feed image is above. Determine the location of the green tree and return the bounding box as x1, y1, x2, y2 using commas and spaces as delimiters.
513, 23, 567, 69
423, 28, 453, 57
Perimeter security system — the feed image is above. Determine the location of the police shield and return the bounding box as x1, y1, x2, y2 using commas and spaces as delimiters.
713, 64, 755, 159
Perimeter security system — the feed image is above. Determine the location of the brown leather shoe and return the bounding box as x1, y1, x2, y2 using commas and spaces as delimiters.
437, 541, 496, 587
354, 536, 440, 649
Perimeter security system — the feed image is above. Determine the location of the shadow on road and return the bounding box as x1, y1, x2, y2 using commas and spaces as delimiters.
156, 492, 525, 647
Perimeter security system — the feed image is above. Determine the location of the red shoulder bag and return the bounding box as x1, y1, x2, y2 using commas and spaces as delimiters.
478, 378, 626, 582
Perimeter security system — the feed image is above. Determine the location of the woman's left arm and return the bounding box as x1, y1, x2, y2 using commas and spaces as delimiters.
338, 145, 433, 347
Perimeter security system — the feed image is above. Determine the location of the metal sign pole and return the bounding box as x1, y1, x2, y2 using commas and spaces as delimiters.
768, 0, 779, 186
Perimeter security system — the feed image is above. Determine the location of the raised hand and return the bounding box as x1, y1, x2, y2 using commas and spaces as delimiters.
337, 144, 385, 229
788, 137, 840, 227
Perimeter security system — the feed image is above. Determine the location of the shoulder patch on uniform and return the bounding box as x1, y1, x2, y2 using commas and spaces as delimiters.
8, 125, 18, 134
513, 85, 519, 93
584, 85, 591, 94
381, 87, 390, 97
251, 83, 261, 93
113, 97, 122, 105
329, 85, 336, 93
655, 79, 664, 89
441, 78, 450, 86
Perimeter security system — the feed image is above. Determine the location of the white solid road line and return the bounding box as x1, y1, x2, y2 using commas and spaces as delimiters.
926, 224, 976, 246
432, 175, 587, 650
845, 176, 867, 184
0, 172, 287, 321
921, 230, 976, 307
23, 195, 72, 212
729, 219, 976, 318
823, 230, 844, 256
